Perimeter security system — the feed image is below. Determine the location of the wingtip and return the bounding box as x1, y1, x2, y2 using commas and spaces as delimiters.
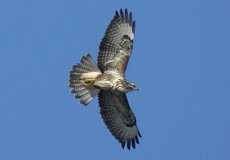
129, 12, 133, 25
120, 8, 124, 19
132, 21, 136, 33
114, 9, 134, 26
138, 130, 142, 137
132, 139, 136, 149
125, 8, 129, 23
121, 138, 138, 150
135, 136, 139, 144
115, 10, 119, 17
127, 140, 131, 150
121, 142, 125, 149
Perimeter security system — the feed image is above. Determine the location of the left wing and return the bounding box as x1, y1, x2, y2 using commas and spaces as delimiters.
97, 8, 135, 76
98, 90, 141, 149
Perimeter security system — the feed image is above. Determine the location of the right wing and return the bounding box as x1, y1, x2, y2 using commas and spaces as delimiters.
98, 90, 141, 149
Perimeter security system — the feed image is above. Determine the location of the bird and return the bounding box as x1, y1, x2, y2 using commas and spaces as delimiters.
69, 8, 141, 150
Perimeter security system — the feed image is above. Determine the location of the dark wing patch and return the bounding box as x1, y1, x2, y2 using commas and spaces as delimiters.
97, 8, 135, 76
98, 90, 141, 149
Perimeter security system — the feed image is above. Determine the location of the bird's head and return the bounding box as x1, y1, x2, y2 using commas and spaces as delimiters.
128, 82, 139, 91
116, 80, 139, 92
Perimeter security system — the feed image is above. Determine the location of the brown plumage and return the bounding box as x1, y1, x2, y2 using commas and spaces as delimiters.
69, 9, 141, 149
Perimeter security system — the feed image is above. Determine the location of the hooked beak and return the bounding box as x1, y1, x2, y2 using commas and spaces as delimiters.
134, 87, 139, 91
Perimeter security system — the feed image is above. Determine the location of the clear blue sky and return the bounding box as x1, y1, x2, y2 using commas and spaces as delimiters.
0, 0, 229, 159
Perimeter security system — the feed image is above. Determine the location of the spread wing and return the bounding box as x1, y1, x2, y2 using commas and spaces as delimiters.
98, 91, 141, 149
97, 8, 135, 76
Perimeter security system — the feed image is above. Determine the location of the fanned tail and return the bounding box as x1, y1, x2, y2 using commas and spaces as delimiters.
69, 54, 102, 105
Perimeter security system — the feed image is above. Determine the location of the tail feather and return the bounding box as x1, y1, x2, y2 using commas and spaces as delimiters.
80, 56, 97, 70
69, 54, 101, 105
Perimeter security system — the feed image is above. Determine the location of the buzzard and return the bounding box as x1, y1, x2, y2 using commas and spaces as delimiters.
69, 9, 141, 149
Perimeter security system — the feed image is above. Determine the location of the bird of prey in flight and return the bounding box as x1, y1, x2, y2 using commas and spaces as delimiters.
69, 8, 141, 149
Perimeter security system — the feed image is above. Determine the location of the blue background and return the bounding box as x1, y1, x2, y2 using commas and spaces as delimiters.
0, 0, 229, 159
